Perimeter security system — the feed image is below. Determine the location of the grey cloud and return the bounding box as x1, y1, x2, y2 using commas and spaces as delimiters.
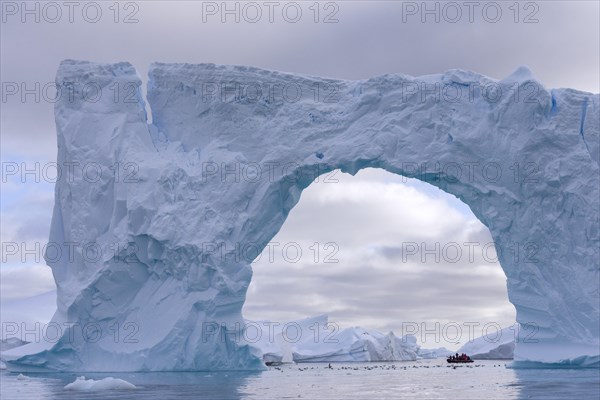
1, 2, 598, 160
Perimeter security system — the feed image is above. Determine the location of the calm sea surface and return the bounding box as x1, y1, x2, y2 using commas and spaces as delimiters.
1, 360, 599, 399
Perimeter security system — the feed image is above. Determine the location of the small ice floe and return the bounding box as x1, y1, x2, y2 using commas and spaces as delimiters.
0, 361, 6, 370
64, 376, 136, 391
16, 373, 27, 380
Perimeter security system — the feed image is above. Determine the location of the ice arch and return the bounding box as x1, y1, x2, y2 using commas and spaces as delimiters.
4, 61, 598, 371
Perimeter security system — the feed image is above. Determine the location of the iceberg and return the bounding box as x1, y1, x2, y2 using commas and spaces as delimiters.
247, 314, 330, 364
249, 315, 419, 364
292, 327, 419, 363
0, 338, 29, 370
64, 376, 136, 391
458, 325, 517, 359
1, 338, 28, 352
417, 347, 455, 359
4, 61, 598, 371
0, 291, 56, 333
0, 292, 55, 370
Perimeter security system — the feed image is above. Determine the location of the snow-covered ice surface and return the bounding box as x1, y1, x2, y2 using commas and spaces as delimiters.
1, 361, 598, 400
3, 61, 598, 371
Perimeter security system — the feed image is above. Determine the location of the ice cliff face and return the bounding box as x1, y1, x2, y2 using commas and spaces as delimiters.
3, 61, 599, 371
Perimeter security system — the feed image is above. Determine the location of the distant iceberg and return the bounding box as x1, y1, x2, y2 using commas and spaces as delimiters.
292, 326, 419, 363
249, 315, 419, 364
458, 325, 516, 359
417, 347, 454, 359
0, 338, 29, 352
248, 315, 330, 364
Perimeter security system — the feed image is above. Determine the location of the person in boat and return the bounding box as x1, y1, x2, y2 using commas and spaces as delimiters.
447, 353, 473, 362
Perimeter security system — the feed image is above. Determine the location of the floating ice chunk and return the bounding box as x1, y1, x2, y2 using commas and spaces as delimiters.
64, 376, 136, 391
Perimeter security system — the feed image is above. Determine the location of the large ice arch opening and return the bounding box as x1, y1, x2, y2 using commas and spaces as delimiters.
3, 61, 598, 371
244, 167, 517, 351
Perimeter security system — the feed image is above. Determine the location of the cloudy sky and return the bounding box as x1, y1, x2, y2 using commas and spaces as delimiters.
1, 1, 598, 348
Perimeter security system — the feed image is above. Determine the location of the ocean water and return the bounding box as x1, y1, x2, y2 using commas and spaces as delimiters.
1, 360, 598, 400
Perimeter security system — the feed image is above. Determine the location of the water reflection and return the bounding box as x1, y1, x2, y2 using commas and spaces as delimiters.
513, 368, 600, 400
